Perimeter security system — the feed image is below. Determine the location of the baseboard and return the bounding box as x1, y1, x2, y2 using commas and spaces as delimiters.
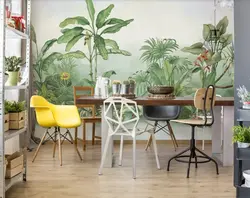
76, 138, 212, 145
42, 138, 212, 145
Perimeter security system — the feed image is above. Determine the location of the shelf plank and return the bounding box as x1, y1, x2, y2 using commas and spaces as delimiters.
4, 128, 27, 141
5, 85, 27, 90
5, 26, 29, 39
5, 172, 23, 191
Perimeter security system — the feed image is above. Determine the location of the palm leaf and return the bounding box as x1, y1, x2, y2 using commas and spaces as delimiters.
140, 38, 179, 63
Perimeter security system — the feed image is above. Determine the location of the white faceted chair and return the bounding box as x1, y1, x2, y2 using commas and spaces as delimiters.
98, 97, 160, 179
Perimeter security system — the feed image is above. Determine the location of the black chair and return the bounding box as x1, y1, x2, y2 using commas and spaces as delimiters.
167, 85, 219, 178
143, 105, 181, 151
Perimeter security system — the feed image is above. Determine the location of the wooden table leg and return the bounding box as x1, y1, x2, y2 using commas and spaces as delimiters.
222, 106, 234, 166
101, 105, 113, 168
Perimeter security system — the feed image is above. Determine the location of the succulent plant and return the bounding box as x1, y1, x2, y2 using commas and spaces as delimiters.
5, 56, 24, 72
112, 80, 121, 84
123, 80, 130, 85
129, 79, 135, 85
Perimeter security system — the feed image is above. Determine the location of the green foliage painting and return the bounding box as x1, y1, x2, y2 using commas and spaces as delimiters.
31, 0, 234, 120
131, 38, 197, 97
58, 0, 134, 84
32, 0, 134, 106
182, 16, 234, 89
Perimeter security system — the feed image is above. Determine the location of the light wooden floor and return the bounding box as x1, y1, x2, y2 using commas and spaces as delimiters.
6, 142, 235, 198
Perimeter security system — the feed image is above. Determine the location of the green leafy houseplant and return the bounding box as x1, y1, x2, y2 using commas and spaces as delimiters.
181, 16, 234, 89
5, 56, 23, 72
233, 126, 250, 148
4, 100, 11, 115
5, 56, 24, 86
6, 101, 25, 113
58, 0, 134, 82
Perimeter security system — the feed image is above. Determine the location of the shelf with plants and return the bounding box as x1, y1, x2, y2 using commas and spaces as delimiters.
4, 101, 26, 141
0, 0, 31, 197
233, 125, 250, 197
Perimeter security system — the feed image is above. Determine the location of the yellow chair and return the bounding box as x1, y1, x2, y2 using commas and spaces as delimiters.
30, 95, 82, 166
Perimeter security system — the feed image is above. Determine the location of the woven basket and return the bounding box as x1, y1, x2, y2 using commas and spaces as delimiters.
147, 86, 174, 95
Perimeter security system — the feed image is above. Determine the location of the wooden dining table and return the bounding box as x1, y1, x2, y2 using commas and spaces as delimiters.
76, 96, 234, 167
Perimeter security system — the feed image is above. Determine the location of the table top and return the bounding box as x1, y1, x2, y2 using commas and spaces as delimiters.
76, 96, 234, 106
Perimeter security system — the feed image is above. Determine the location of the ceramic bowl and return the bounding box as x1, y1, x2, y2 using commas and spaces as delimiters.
243, 170, 250, 187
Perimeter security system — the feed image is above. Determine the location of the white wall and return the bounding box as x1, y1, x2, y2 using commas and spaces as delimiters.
31, 0, 233, 141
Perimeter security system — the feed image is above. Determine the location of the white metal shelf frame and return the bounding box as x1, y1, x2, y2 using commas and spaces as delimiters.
0, 0, 31, 197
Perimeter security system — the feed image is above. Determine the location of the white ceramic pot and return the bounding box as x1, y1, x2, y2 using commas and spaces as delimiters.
243, 170, 250, 187
238, 142, 250, 148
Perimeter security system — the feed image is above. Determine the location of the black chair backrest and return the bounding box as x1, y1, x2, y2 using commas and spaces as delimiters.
143, 105, 181, 121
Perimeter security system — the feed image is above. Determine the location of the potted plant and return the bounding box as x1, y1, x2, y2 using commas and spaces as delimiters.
5, 56, 23, 86
120, 80, 130, 95
8, 101, 25, 130
232, 125, 250, 148
129, 79, 136, 94
112, 80, 121, 95
237, 85, 250, 109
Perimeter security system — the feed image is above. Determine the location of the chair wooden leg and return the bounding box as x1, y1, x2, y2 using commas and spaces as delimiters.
119, 135, 124, 166
75, 127, 78, 146
145, 134, 152, 151
53, 128, 57, 158
58, 128, 62, 166
32, 130, 47, 162
83, 122, 86, 151
69, 129, 82, 161
92, 123, 96, 145
167, 121, 178, 149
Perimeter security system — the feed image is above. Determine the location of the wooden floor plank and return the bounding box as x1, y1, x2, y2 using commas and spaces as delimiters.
6, 143, 235, 198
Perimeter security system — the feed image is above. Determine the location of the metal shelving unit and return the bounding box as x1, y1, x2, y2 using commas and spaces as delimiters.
0, 0, 31, 197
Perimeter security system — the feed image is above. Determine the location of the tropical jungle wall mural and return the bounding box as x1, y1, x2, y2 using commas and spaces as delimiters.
31, 0, 234, 119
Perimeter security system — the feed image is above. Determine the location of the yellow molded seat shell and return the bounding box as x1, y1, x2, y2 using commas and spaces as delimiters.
30, 95, 57, 128
49, 104, 81, 128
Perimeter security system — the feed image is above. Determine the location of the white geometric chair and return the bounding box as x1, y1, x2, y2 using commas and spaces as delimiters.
98, 97, 160, 179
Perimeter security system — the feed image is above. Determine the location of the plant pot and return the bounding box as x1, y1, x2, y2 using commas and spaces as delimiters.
4, 73, 9, 84
243, 170, 250, 187
4, 114, 9, 132
112, 84, 121, 95
120, 84, 130, 95
5, 71, 19, 86
237, 142, 250, 148
129, 84, 136, 94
